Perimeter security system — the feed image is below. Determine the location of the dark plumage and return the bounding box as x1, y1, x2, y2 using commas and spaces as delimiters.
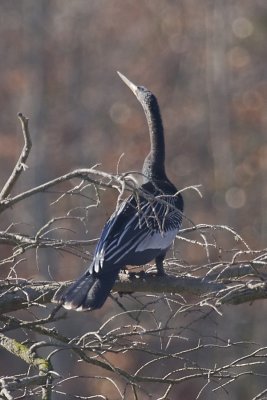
53, 72, 184, 311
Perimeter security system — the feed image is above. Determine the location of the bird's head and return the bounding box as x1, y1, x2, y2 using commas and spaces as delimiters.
117, 71, 154, 104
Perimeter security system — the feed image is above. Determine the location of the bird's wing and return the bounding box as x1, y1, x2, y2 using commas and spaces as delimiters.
89, 192, 182, 274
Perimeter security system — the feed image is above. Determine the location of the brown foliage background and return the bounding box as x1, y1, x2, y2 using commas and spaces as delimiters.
0, 1, 267, 399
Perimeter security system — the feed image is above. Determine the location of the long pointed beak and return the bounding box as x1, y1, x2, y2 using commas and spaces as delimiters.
117, 71, 138, 95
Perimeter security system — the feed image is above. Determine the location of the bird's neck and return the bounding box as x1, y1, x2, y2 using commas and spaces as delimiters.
142, 95, 167, 182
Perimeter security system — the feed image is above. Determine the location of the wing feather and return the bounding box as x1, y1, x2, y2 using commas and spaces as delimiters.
91, 187, 183, 273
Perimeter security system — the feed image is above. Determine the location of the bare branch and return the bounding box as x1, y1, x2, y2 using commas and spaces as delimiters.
0, 274, 224, 314
0, 333, 53, 399
0, 113, 32, 201
1, 271, 267, 316
217, 281, 267, 305
0, 168, 120, 213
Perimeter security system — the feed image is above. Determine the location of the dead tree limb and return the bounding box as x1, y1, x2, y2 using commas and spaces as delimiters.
0, 114, 32, 201
0, 333, 53, 400
1, 271, 267, 316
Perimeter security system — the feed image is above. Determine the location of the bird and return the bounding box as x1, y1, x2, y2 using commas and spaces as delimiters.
53, 72, 184, 311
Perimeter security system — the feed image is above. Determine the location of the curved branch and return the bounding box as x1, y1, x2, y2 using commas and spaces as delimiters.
0, 113, 32, 201
0, 168, 120, 213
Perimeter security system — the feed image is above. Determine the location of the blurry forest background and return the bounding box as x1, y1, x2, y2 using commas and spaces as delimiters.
1, 1, 267, 399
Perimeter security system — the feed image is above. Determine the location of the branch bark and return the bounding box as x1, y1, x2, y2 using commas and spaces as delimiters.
0, 114, 32, 201
0, 271, 266, 316
0, 333, 53, 399
0, 167, 120, 213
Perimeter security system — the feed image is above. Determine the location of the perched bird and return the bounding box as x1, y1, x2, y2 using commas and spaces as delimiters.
53, 72, 184, 311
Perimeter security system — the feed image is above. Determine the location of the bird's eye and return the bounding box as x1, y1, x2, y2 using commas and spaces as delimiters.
138, 85, 146, 92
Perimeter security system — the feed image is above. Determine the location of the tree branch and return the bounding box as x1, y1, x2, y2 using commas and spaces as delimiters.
0, 113, 32, 201
0, 168, 121, 213
1, 271, 266, 316
0, 333, 53, 399
217, 281, 267, 305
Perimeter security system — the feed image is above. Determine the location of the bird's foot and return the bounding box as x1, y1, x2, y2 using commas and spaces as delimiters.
156, 269, 166, 277
146, 266, 166, 277
127, 270, 146, 279
156, 262, 166, 276
118, 290, 133, 297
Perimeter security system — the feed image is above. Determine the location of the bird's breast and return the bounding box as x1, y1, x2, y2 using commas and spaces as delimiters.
135, 229, 178, 252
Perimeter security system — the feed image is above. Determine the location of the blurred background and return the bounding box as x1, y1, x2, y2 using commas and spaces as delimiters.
0, 1, 267, 399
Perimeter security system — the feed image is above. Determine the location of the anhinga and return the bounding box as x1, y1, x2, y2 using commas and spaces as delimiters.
54, 72, 184, 311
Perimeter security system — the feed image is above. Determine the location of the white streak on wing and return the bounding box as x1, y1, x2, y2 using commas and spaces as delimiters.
93, 247, 105, 273
114, 232, 148, 263
63, 302, 76, 310
92, 193, 182, 270
76, 305, 89, 312
104, 204, 151, 256
135, 229, 178, 252
105, 230, 148, 263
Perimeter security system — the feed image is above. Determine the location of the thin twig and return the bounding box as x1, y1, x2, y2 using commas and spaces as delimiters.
0, 113, 32, 200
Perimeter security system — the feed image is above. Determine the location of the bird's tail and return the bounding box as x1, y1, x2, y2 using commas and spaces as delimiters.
53, 270, 118, 311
